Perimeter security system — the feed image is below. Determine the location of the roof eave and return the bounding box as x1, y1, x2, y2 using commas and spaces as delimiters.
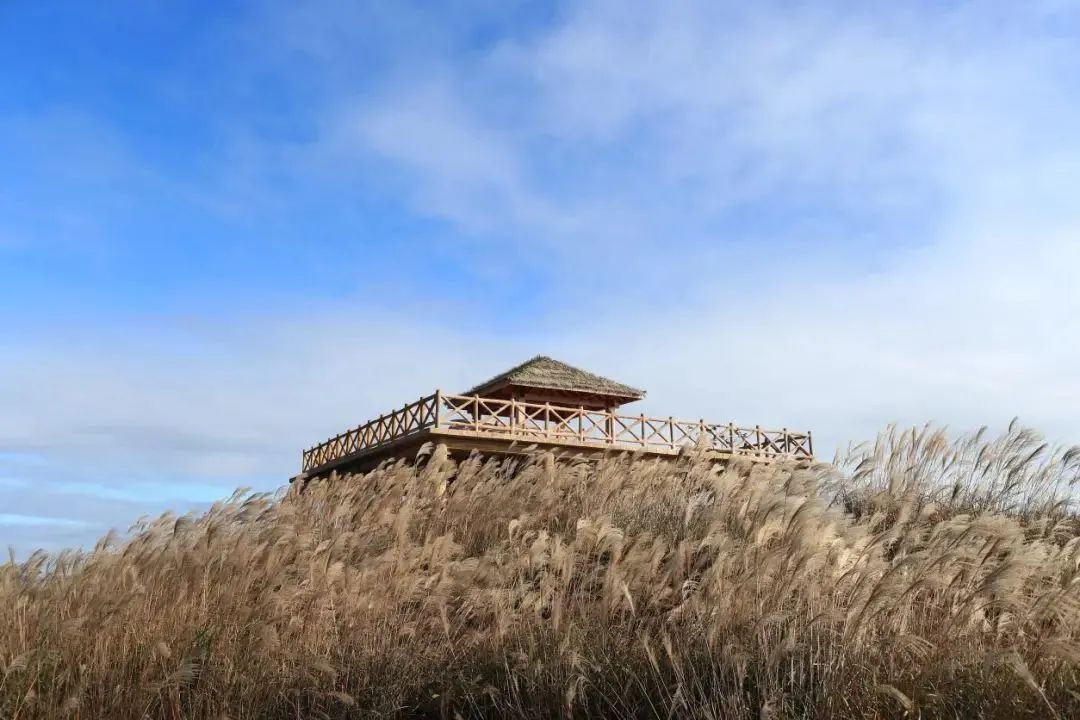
466, 378, 645, 402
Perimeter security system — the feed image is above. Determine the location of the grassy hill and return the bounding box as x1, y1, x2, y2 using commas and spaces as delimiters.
2, 423, 1079, 718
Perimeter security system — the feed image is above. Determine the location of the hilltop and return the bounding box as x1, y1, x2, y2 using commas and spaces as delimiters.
2, 423, 1079, 719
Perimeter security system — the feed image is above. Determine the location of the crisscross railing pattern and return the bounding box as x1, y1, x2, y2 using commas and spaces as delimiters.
302, 395, 438, 471
302, 391, 812, 473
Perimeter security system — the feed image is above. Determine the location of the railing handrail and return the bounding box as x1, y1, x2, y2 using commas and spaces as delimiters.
302, 390, 812, 472
435, 392, 810, 439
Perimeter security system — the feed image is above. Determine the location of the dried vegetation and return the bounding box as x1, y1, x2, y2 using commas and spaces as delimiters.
2, 422, 1079, 718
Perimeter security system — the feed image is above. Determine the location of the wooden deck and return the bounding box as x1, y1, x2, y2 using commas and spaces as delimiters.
300, 392, 813, 477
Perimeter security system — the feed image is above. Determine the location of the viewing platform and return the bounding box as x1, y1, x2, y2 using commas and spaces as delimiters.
299, 356, 813, 478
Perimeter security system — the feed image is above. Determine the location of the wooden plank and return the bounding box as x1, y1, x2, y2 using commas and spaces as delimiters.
301, 390, 814, 473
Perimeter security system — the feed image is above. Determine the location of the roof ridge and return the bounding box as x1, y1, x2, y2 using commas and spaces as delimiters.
463, 355, 644, 399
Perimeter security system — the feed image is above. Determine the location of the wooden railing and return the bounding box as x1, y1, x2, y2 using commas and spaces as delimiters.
302, 391, 813, 472
302, 395, 438, 472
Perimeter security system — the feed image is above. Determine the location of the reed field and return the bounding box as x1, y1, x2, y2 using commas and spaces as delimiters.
2, 422, 1079, 718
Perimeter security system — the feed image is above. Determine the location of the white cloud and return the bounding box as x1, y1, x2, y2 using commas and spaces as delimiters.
314, 0, 1080, 451
332, 79, 545, 235
5, 0, 1080, 552
0, 514, 89, 528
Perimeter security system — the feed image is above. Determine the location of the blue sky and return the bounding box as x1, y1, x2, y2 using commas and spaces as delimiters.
3, 0, 1080, 554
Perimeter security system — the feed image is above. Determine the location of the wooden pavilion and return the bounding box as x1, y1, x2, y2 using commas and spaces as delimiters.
297, 355, 812, 479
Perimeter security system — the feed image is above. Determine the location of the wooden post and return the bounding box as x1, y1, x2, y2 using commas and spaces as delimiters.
807, 430, 813, 458
669, 417, 675, 449
729, 423, 735, 453
474, 394, 480, 432
578, 406, 585, 442
755, 425, 762, 455
510, 397, 518, 434
434, 389, 442, 428
640, 414, 646, 448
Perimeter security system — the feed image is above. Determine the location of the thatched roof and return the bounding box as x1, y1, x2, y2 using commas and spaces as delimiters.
464, 356, 645, 402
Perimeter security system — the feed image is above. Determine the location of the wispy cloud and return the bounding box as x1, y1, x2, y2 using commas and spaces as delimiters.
0, 514, 89, 528
3, 0, 1080, 553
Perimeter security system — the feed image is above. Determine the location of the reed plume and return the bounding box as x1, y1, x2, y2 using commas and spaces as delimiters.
1, 424, 1078, 718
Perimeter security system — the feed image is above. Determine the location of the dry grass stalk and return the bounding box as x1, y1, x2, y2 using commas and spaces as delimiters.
1, 424, 1078, 718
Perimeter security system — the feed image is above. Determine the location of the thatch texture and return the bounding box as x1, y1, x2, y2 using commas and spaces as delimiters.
464, 355, 645, 400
